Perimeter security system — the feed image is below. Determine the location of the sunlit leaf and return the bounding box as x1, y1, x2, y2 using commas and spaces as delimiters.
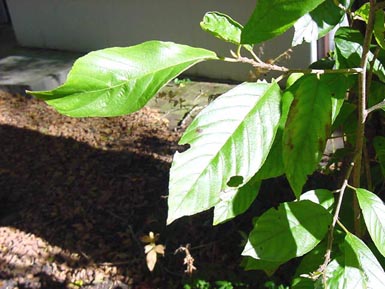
29, 41, 217, 117
146, 249, 158, 272
300, 189, 334, 211
167, 82, 281, 224
344, 233, 385, 288
292, 0, 350, 46
200, 11, 252, 51
241, 0, 326, 44
242, 200, 331, 262
355, 188, 385, 257
283, 75, 332, 197
354, 2, 370, 23
335, 27, 385, 82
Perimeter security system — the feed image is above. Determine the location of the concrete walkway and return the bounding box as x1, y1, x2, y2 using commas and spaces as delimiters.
0, 24, 81, 94
0, 24, 236, 128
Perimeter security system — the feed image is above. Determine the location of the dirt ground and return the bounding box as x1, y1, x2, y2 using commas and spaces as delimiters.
0, 88, 285, 289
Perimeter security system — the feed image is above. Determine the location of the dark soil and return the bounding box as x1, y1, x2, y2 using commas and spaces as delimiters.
0, 90, 298, 289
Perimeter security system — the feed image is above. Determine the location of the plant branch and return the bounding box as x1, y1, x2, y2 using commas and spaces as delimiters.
352, 0, 376, 237
221, 56, 363, 75
319, 160, 355, 285
367, 100, 385, 115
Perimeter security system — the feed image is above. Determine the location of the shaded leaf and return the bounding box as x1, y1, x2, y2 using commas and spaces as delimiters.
167, 82, 281, 224
355, 188, 385, 257
241, 256, 281, 276
253, 86, 294, 181
374, 136, 385, 177
29, 41, 217, 117
213, 175, 261, 225
242, 200, 331, 262
283, 75, 332, 197
241, 0, 326, 44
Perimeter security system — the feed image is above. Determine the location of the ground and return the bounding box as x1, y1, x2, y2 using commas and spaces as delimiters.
0, 86, 293, 289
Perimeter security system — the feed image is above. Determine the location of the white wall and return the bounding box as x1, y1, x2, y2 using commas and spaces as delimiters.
6, 0, 313, 81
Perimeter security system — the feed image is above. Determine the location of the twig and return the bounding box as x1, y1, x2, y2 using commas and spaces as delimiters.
366, 100, 385, 115
221, 56, 362, 75
174, 244, 196, 275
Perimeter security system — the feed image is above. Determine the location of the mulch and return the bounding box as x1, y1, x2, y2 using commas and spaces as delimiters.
0, 91, 180, 289
0, 91, 262, 289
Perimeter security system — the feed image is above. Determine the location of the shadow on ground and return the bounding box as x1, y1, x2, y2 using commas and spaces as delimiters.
0, 124, 172, 287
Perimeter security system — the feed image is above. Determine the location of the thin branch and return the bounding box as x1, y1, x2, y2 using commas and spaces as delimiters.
366, 100, 385, 115
221, 56, 363, 75
319, 161, 355, 285
352, 0, 376, 237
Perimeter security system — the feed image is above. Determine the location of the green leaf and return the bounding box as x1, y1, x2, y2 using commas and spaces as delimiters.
335, 27, 385, 82
355, 188, 385, 258
29, 41, 217, 117
213, 176, 261, 225
200, 12, 252, 51
241, 0, 326, 45
344, 233, 385, 288
354, 3, 370, 23
242, 200, 332, 262
368, 80, 385, 109
374, 136, 385, 177
283, 75, 332, 197
374, 10, 385, 50
253, 86, 294, 181
300, 189, 334, 211
167, 82, 281, 224
292, 0, 350, 46
241, 257, 281, 276
292, 242, 327, 289
323, 234, 385, 288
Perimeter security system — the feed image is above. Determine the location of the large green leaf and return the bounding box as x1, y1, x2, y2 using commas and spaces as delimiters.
355, 188, 385, 258
241, 0, 325, 45
283, 75, 332, 197
167, 82, 281, 224
293, 0, 350, 46
213, 175, 261, 225
253, 85, 294, 180
242, 200, 331, 262
335, 27, 385, 82
29, 41, 217, 117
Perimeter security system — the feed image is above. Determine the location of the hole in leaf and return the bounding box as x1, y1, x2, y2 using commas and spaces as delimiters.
227, 176, 244, 187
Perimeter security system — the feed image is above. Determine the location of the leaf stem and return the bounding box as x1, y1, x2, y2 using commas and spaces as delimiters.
336, 219, 350, 234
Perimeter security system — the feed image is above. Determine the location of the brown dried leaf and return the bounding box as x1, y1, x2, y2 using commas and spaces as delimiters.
146, 249, 157, 272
